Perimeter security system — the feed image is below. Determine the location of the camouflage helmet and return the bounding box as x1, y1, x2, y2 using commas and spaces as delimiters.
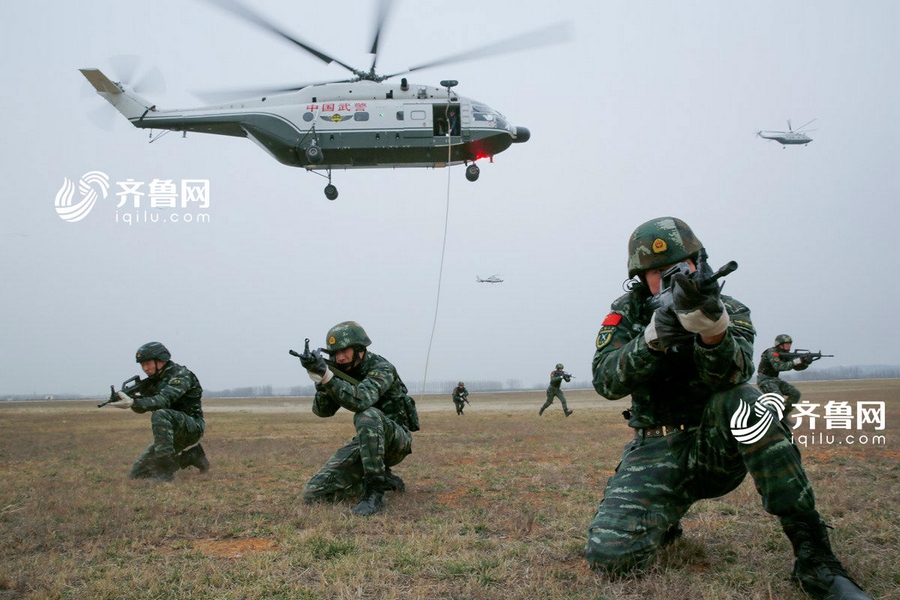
458, 381, 465, 387
556, 363, 564, 370
775, 334, 793, 345
627, 216, 703, 278
135, 341, 171, 363
325, 321, 372, 353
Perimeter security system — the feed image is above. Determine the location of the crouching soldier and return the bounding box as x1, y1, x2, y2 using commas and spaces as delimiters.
106, 342, 208, 481
298, 322, 418, 516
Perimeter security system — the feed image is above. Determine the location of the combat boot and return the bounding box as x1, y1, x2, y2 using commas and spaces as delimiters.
660, 522, 683, 547
783, 514, 871, 600
151, 454, 179, 483
539, 403, 549, 416
564, 409, 573, 417
384, 467, 406, 493
352, 475, 389, 516
178, 444, 210, 473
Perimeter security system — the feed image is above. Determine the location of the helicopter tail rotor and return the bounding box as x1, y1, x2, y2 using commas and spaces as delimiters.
81, 56, 164, 130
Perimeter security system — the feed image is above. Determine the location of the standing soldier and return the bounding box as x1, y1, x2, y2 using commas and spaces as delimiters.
452, 382, 470, 415
106, 342, 208, 482
586, 217, 870, 600
757, 334, 810, 423
540, 364, 573, 416
298, 321, 418, 516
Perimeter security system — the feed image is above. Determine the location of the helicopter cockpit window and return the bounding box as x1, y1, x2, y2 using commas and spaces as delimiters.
353, 112, 369, 121
396, 111, 404, 121
303, 112, 315, 122
472, 103, 510, 131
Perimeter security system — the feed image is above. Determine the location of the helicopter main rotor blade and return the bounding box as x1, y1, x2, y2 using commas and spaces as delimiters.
202, 0, 359, 76
368, 0, 394, 75
382, 21, 573, 80
794, 118, 817, 132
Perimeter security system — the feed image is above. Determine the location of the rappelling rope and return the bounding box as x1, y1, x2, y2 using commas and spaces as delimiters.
419, 112, 455, 400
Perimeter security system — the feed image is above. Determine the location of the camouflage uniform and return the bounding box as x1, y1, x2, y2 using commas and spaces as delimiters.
452, 384, 469, 415
757, 345, 807, 415
129, 361, 205, 479
586, 218, 824, 577
303, 351, 414, 503
539, 368, 572, 416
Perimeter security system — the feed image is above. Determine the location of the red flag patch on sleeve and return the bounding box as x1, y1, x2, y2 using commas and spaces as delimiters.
601, 313, 622, 327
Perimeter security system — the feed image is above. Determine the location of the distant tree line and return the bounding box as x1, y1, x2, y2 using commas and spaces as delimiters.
6, 367, 898, 401
206, 378, 592, 398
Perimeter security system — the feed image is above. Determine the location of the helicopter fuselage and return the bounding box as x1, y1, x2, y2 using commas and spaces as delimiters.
757, 131, 812, 145
112, 79, 530, 170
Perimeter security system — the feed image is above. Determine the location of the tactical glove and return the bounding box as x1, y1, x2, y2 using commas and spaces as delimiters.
107, 391, 134, 409
303, 349, 333, 385
644, 307, 693, 352
299, 348, 321, 371
671, 273, 729, 337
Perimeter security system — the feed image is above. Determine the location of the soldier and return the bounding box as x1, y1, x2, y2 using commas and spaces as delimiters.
106, 342, 208, 482
586, 217, 870, 600
758, 334, 810, 423
298, 321, 418, 516
452, 381, 470, 415
539, 364, 573, 416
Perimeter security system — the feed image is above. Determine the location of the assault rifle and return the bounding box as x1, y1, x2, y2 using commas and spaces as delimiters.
779, 350, 833, 363
289, 339, 360, 385
648, 247, 739, 313
561, 372, 575, 380
97, 375, 150, 408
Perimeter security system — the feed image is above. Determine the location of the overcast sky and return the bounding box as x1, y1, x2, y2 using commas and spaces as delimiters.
2, 1, 898, 397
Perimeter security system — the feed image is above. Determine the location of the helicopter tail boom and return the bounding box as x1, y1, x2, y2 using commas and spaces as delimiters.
80, 68, 156, 123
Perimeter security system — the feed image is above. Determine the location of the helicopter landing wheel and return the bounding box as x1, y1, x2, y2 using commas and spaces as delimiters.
465, 163, 480, 182
324, 184, 338, 201
306, 145, 324, 164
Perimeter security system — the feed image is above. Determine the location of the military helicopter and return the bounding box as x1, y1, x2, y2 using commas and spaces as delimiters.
80, 0, 569, 200
757, 119, 816, 147
476, 274, 504, 284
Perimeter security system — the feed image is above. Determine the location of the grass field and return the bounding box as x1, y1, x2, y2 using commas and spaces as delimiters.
1, 380, 898, 599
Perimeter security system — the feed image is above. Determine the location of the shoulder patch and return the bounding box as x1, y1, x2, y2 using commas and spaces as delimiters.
602, 313, 623, 327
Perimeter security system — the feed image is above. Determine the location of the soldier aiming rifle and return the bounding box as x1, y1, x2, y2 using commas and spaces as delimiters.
586, 216, 871, 599
540, 363, 573, 417
102, 342, 208, 481
292, 321, 418, 516
758, 335, 832, 425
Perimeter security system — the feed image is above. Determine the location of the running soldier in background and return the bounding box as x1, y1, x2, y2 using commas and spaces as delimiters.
452, 382, 470, 415
539, 364, 573, 417
298, 321, 418, 516
586, 217, 871, 600
106, 342, 208, 482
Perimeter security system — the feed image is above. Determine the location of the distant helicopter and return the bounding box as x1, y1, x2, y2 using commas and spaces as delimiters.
80, 0, 570, 200
757, 119, 816, 147
476, 274, 504, 284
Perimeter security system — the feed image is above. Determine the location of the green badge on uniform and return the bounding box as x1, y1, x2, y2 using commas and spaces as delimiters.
596, 327, 615, 350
